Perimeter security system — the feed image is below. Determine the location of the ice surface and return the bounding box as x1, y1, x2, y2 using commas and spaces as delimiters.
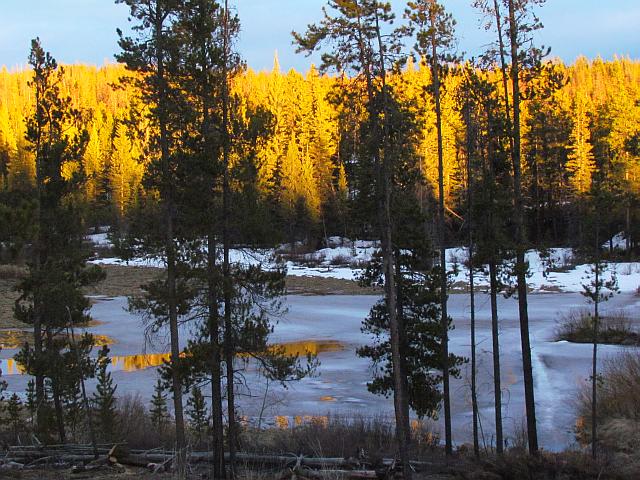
2, 291, 638, 450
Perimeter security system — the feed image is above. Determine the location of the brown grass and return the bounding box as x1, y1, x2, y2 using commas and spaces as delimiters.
577, 351, 640, 448
285, 275, 380, 296
239, 414, 438, 460
556, 308, 640, 345
85, 264, 164, 298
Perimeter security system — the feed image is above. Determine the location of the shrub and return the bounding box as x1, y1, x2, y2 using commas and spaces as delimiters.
0, 264, 26, 280
576, 351, 640, 451
329, 254, 351, 266
556, 308, 639, 345
239, 414, 438, 460
115, 393, 175, 449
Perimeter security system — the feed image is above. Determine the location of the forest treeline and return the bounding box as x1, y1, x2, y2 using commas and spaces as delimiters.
1, 56, 639, 249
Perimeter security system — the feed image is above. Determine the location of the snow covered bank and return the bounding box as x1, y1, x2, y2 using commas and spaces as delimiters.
87, 234, 640, 294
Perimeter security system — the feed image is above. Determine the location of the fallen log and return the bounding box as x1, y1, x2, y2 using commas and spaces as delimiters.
3, 446, 447, 475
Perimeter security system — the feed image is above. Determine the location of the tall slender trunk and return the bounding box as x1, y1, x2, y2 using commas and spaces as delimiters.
429, 8, 452, 456
195, 3, 227, 473
46, 332, 66, 443
493, 0, 513, 144
591, 228, 600, 459
154, 5, 186, 468
68, 322, 98, 459
489, 260, 504, 453
465, 102, 479, 458
486, 105, 504, 455
208, 236, 226, 478
507, 0, 538, 454
33, 78, 45, 435
166, 215, 186, 464
369, 5, 411, 474
221, 2, 237, 475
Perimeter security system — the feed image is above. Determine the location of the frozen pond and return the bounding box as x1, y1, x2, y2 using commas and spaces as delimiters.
2, 291, 639, 451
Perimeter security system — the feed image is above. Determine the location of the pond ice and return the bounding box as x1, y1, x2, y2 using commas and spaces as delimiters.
2, 291, 639, 451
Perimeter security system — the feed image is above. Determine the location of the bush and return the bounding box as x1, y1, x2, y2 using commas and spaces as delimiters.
576, 351, 640, 451
329, 254, 351, 266
0, 264, 26, 280
556, 308, 639, 345
239, 414, 438, 460
115, 393, 175, 449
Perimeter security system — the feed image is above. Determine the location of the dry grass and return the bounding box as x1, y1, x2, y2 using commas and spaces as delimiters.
556, 308, 640, 345
476, 449, 627, 480
239, 414, 438, 460
85, 264, 164, 298
577, 351, 640, 448
285, 275, 380, 296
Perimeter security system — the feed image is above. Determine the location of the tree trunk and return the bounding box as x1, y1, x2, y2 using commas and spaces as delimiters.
47, 332, 66, 445
489, 260, 504, 454
353, 4, 411, 477
507, 0, 538, 455
429, 9, 452, 456
591, 228, 600, 460
465, 99, 479, 458
155, 4, 186, 470
222, 2, 237, 475
208, 236, 226, 479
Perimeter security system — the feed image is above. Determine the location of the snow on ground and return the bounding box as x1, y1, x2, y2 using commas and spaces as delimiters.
85, 232, 112, 247
88, 234, 640, 294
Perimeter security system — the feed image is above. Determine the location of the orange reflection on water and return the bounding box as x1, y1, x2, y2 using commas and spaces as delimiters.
110, 340, 345, 373
1, 358, 26, 376
0, 340, 345, 375
111, 352, 173, 372
267, 340, 344, 357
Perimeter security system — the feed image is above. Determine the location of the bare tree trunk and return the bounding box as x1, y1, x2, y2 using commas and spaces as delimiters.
429, 8, 452, 456
208, 237, 226, 479
47, 332, 66, 444
372, 10, 412, 477
465, 102, 479, 458
486, 103, 504, 455
154, 4, 186, 469
489, 260, 504, 454
166, 217, 186, 468
507, 0, 538, 455
33, 77, 45, 437
591, 229, 600, 460
222, 2, 237, 475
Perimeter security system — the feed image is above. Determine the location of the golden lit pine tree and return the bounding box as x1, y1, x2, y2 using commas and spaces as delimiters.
567, 92, 596, 195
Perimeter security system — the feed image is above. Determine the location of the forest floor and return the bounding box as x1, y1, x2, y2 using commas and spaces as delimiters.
2, 451, 636, 480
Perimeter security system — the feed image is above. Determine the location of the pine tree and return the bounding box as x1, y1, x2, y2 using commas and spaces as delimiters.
93, 345, 118, 441
14, 38, 104, 443
567, 92, 596, 195
581, 183, 619, 459
6, 393, 24, 442
25, 379, 37, 429
150, 378, 169, 433
406, 0, 459, 456
505, 0, 548, 453
294, 4, 413, 474
116, 0, 188, 464
186, 386, 209, 448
